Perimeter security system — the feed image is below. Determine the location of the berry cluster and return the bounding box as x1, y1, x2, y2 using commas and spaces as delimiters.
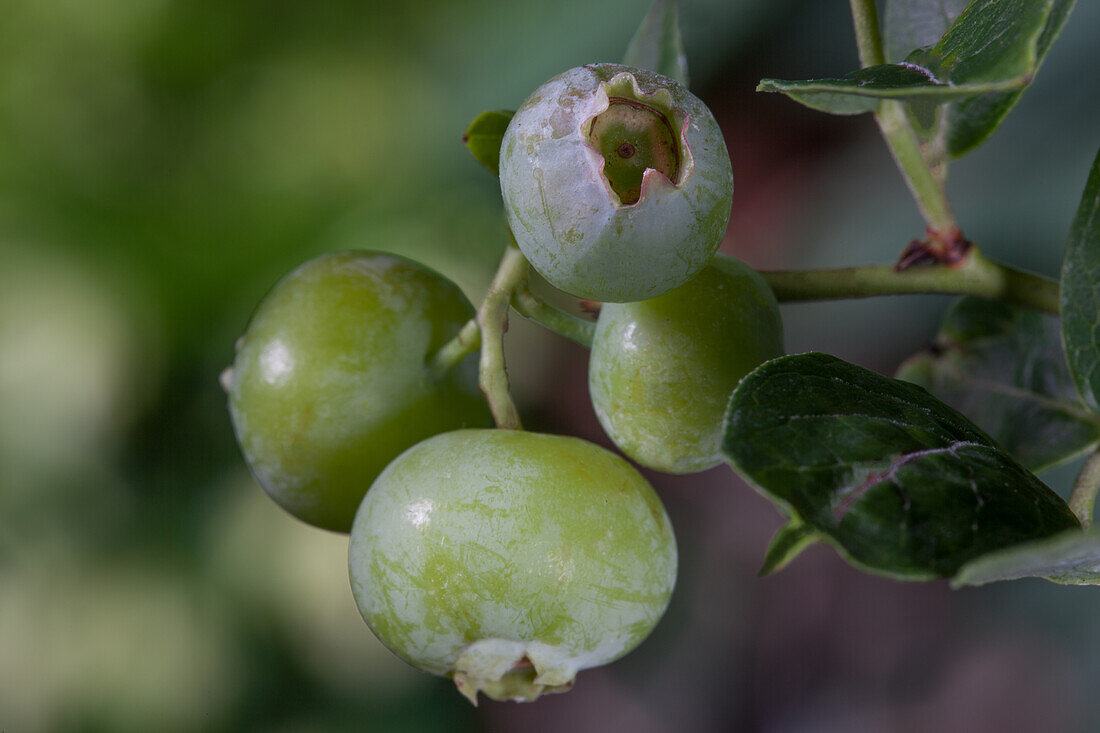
227, 63, 780, 703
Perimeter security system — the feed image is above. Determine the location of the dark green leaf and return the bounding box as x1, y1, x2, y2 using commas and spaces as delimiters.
932, 0, 1047, 83
623, 0, 689, 87
758, 0, 1072, 134
758, 520, 819, 577
754, 80, 881, 116
723, 353, 1080, 580
461, 110, 514, 176
1061, 147, 1100, 411
953, 528, 1100, 586
897, 297, 1100, 473
883, 0, 970, 62
936, 0, 1074, 157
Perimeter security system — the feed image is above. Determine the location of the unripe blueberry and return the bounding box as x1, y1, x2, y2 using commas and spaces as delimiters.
499, 63, 733, 303
227, 251, 490, 532
589, 254, 783, 473
348, 429, 677, 703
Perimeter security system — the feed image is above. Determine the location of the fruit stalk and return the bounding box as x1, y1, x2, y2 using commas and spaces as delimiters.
510, 285, 596, 348
429, 318, 482, 377
477, 241, 528, 429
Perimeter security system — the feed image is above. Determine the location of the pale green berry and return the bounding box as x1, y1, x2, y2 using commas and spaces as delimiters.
589, 254, 783, 473
499, 63, 733, 303
227, 251, 490, 532
348, 429, 677, 704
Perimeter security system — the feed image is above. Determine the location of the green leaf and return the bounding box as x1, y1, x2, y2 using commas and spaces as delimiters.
932, 0, 1047, 83
623, 0, 689, 87
461, 110, 514, 176
953, 528, 1100, 586
758, 520, 819, 577
883, 0, 970, 62
757, 0, 1073, 136
939, 0, 1075, 157
897, 297, 1100, 473
757, 63, 1025, 117
1061, 147, 1100, 411
723, 353, 1080, 580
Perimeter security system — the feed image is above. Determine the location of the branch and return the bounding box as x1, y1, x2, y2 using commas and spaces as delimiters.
876, 101, 958, 234
762, 251, 1059, 315
848, 0, 958, 234
848, 0, 884, 68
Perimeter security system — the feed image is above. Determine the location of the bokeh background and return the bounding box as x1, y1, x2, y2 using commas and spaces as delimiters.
2, 1, 1099, 731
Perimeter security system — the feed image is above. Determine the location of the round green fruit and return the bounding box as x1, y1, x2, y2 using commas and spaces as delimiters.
227, 251, 490, 532
589, 254, 783, 473
499, 63, 733, 303
348, 429, 677, 703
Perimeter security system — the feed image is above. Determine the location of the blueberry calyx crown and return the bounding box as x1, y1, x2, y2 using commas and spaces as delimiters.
584, 72, 692, 207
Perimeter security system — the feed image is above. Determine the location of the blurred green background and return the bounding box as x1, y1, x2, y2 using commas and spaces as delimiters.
2, 1, 1098, 731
